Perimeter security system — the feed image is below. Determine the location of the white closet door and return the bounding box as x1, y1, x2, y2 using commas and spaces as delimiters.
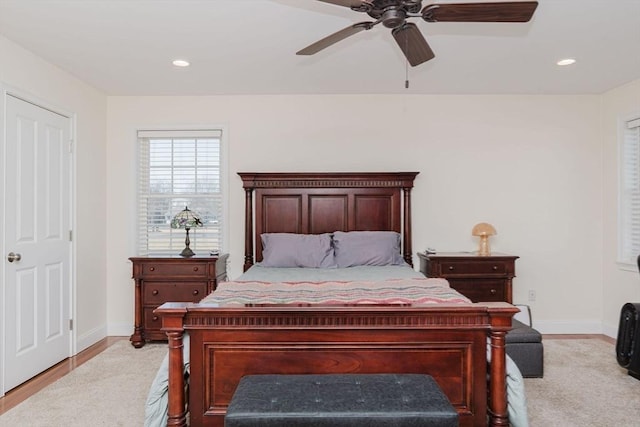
2, 94, 72, 393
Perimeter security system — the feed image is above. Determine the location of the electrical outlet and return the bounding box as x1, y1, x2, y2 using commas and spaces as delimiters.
528, 290, 536, 302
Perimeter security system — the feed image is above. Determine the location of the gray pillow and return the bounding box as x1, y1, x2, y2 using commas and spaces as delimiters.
333, 231, 406, 268
260, 233, 337, 268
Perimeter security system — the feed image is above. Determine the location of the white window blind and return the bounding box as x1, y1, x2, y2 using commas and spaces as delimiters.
620, 117, 640, 265
137, 129, 224, 255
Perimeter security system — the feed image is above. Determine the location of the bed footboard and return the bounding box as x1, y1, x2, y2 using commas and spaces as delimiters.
157, 302, 516, 427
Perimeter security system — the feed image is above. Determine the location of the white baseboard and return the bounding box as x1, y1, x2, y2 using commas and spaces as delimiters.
533, 320, 605, 335
602, 322, 620, 339
107, 322, 134, 338
76, 325, 108, 354
73, 323, 132, 356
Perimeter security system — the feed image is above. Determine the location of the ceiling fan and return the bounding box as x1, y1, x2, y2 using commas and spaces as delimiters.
297, 1, 539, 66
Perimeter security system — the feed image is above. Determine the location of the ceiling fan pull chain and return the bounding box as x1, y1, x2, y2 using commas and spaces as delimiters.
405, 65, 409, 89
405, 32, 410, 89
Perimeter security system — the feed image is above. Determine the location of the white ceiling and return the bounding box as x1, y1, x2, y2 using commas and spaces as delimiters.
1, 0, 639, 96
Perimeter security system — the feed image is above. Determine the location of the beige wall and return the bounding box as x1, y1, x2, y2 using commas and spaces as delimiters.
0, 35, 108, 351
107, 94, 604, 335
602, 79, 640, 336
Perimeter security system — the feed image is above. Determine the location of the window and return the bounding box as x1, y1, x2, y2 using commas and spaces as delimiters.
619, 116, 640, 266
137, 129, 226, 256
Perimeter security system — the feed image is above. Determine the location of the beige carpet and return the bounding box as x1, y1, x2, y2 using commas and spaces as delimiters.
0, 340, 166, 427
1, 338, 639, 426
525, 339, 640, 427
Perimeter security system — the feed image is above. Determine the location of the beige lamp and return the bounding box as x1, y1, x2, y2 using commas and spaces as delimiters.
472, 222, 497, 256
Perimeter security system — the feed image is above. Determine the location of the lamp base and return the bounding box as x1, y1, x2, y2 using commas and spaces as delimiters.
180, 246, 195, 258
180, 227, 195, 257
477, 235, 491, 256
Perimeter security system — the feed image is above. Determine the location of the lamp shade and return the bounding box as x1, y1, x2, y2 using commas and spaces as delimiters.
471, 222, 496, 256
171, 206, 203, 230
171, 206, 203, 257
471, 222, 496, 237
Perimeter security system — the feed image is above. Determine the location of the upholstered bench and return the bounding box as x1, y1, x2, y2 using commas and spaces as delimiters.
506, 319, 544, 378
224, 373, 458, 427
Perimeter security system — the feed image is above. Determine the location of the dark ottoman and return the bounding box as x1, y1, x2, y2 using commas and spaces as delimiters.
225, 373, 458, 427
506, 319, 544, 378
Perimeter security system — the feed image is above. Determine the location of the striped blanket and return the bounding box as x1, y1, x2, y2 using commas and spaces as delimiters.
200, 277, 471, 306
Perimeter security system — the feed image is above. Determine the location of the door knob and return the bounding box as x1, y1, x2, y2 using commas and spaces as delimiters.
7, 252, 21, 262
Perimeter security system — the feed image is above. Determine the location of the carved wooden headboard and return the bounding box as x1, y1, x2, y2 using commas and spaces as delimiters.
238, 172, 419, 271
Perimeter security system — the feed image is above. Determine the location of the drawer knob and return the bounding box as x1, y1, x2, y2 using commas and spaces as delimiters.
152, 316, 159, 321
193, 290, 199, 296
448, 266, 454, 271
492, 265, 498, 270
490, 289, 497, 295
193, 267, 199, 271
149, 267, 155, 271
152, 290, 159, 295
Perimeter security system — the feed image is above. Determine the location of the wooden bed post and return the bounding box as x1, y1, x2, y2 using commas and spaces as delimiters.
243, 187, 254, 272
403, 185, 413, 267
487, 303, 518, 427
489, 329, 509, 426
166, 331, 187, 427
155, 304, 188, 427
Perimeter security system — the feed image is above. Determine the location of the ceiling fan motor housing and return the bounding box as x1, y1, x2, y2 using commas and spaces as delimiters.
381, 8, 407, 28
366, 0, 423, 28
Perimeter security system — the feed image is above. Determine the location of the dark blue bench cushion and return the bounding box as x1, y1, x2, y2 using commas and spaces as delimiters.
225, 374, 458, 427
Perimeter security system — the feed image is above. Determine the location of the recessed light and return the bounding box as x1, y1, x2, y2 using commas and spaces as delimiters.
556, 58, 576, 66
172, 59, 190, 67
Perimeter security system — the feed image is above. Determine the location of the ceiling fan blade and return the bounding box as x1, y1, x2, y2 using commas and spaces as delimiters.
297, 22, 373, 55
422, 1, 538, 23
392, 23, 435, 67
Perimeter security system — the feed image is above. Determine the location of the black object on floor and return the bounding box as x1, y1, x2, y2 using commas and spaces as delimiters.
616, 302, 640, 380
615, 253, 640, 381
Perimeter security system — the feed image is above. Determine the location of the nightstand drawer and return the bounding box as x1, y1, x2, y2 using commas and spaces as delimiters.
144, 307, 163, 331
440, 260, 508, 276
143, 282, 206, 304
140, 262, 208, 278
449, 280, 505, 302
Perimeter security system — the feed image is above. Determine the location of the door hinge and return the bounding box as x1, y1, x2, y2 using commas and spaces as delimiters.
69, 319, 73, 330
69, 139, 73, 153
69, 230, 72, 241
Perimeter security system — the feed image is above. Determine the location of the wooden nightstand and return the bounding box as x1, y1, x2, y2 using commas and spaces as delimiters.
417, 252, 518, 303
129, 254, 228, 348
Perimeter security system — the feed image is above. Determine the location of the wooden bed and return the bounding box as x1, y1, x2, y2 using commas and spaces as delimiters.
156, 172, 517, 427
